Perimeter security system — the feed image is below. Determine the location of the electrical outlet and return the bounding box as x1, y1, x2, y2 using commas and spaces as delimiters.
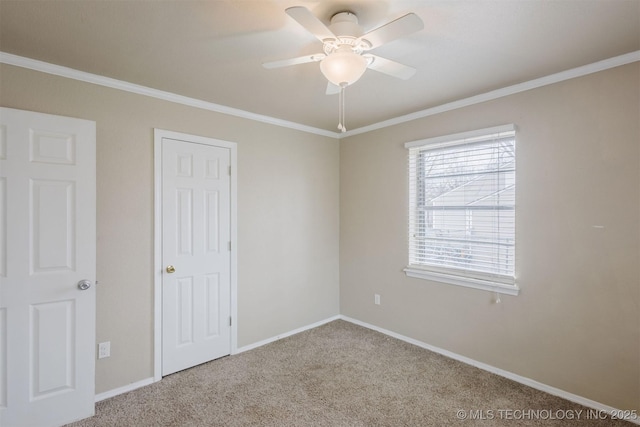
98, 341, 111, 359
374, 294, 381, 305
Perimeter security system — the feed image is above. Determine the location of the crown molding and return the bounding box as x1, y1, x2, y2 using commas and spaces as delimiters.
2, 50, 638, 140
341, 50, 640, 138
0, 52, 339, 139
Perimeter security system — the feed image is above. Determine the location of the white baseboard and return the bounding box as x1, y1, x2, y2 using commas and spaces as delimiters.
340, 315, 639, 425
235, 314, 342, 354
95, 377, 156, 402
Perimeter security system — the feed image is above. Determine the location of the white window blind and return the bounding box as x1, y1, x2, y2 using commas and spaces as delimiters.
406, 125, 516, 289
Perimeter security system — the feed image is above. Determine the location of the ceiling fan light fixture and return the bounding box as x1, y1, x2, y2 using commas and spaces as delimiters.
319, 46, 368, 86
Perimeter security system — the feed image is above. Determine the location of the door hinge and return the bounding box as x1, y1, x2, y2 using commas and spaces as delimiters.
229, 316, 232, 327
228, 165, 231, 176
228, 241, 231, 251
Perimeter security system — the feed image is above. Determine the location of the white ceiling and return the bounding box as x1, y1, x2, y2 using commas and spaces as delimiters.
1, 0, 638, 132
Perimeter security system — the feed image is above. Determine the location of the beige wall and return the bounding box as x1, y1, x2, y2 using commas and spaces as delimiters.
340, 63, 639, 411
0, 64, 340, 393
2, 60, 638, 411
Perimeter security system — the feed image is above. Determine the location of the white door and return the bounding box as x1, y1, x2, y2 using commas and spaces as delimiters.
161, 136, 231, 376
0, 108, 96, 426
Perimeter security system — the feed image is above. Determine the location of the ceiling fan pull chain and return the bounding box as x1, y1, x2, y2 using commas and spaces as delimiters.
338, 85, 344, 131
342, 85, 346, 132
338, 83, 347, 132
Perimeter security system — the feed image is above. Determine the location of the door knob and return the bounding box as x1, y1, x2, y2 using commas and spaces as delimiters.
77, 279, 92, 290
166, 265, 176, 274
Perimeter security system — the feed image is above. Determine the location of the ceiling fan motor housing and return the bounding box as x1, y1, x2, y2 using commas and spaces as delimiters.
325, 11, 371, 54
329, 12, 362, 38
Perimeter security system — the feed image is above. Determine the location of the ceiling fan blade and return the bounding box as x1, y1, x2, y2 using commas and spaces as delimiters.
286, 6, 336, 42
263, 54, 325, 69
359, 13, 424, 50
365, 55, 416, 80
325, 82, 341, 95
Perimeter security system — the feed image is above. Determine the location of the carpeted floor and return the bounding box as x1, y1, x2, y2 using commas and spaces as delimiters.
68, 320, 630, 426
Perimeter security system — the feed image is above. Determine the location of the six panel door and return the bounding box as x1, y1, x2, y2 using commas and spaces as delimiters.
161, 137, 231, 376
0, 107, 96, 426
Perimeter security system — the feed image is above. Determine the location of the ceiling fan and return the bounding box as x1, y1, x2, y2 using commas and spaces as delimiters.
263, 6, 424, 132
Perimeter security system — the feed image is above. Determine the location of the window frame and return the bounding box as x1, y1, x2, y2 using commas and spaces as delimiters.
404, 124, 519, 296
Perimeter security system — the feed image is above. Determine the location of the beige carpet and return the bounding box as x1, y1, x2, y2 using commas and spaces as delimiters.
68, 320, 629, 426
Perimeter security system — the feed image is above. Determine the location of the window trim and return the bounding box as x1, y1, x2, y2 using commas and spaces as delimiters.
404, 124, 519, 296
404, 267, 519, 295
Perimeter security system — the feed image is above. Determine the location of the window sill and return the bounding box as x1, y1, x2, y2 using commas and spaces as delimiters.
404, 267, 520, 296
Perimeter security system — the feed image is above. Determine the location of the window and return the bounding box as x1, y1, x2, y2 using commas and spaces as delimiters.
404, 125, 518, 295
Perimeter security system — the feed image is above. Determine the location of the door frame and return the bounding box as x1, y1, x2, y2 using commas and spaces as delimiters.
153, 128, 238, 381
